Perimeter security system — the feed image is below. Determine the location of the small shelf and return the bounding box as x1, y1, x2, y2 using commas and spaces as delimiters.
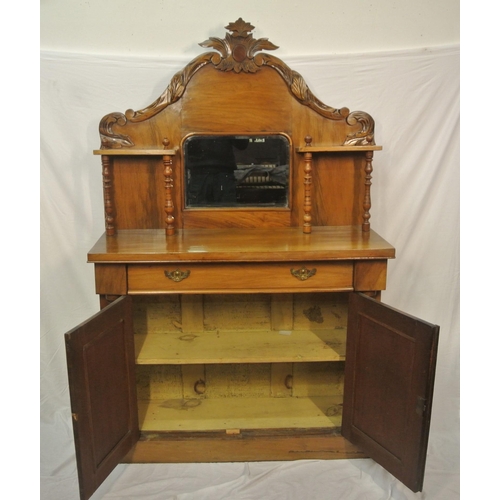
135, 328, 346, 364
138, 395, 343, 432
295, 145, 382, 153
93, 149, 176, 156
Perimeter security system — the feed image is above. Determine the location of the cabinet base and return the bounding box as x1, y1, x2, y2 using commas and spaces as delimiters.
123, 432, 366, 463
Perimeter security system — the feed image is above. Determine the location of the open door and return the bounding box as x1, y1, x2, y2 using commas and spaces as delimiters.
342, 293, 439, 492
65, 296, 139, 500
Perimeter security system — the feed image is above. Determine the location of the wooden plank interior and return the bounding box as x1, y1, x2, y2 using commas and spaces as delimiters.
271, 293, 294, 331
132, 295, 182, 334
181, 365, 205, 399
293, 362, 345, 397
136, 361, 343, 401
180, 295, 204, 332
134, 293, 353, 335
271, 362, 293, 397
204, 363, 272, 399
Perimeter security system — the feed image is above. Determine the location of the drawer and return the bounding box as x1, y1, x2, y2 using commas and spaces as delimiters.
127, 262, 353, 293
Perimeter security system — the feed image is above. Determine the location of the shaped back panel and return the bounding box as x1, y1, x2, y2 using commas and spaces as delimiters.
97, 19, 376, 230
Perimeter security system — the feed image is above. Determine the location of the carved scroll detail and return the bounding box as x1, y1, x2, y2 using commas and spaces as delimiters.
99, 112, 135, 149
343, 111, 376, 146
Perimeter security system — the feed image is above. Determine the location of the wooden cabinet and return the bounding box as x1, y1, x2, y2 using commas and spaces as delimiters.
64, 19, 439, 500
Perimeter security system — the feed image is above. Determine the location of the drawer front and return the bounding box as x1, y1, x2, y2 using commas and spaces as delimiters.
128, 262, 353, 293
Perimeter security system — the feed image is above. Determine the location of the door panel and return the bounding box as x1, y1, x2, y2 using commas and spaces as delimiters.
342, 293, 439, 492
65, 296, 139, 500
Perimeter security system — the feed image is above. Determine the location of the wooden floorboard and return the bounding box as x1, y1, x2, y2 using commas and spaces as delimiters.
123, 433, 367, 463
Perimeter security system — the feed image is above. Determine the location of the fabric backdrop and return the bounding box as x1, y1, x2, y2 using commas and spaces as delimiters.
40, 45, 459, 499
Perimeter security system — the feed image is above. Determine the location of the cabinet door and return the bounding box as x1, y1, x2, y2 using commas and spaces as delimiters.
342, 293, 439, 492
65, 296, 139, 500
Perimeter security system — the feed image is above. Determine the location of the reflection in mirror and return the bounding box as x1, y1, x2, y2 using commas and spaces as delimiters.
184, 135, 290, 208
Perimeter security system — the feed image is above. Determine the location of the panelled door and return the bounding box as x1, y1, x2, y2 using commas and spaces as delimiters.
65, 296, 139, 500
342, 293, 439, 492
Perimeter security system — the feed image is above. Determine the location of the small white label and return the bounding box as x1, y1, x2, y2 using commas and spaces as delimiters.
279, 330, 292, 336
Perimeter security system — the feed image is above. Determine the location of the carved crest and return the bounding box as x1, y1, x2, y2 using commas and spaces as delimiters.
199, 18, 279, 73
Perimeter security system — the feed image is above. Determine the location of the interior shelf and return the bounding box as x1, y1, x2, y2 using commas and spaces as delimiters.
135, 328, 346, 364
138, 395, 343, 432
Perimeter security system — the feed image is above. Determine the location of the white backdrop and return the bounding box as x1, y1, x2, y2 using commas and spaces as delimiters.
40, 45, 459, 499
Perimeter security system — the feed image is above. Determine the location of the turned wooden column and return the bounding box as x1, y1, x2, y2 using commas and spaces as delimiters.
101, 155, 115, 236
303, 136, 313, 234
163, 139, 175, 236
362, 150, 373, 232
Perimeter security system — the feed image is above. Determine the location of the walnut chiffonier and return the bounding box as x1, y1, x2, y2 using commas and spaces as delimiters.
64, 19, 439, 500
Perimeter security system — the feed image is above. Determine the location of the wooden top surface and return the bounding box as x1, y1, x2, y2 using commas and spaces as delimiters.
88, 226, 395, 263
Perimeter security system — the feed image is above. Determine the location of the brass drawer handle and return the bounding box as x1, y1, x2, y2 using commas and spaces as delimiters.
290, 266, 317, 281
164, 269, 191, 282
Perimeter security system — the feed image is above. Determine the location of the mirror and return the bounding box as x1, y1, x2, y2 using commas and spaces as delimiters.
184, 134, 290, 208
